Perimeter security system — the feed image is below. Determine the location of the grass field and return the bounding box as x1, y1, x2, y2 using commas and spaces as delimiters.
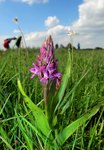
0, 48, 104, 150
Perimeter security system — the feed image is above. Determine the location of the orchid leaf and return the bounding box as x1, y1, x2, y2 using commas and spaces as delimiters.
54, 101, 104, 147
54, 51, 71, 113
60, 70, 89, 114
17, 79, 52, 139
20, 116, 53, 148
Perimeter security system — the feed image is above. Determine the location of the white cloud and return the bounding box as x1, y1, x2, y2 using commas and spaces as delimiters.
72, 0, 104, 48
25, 24, 70, 47
44, 16, 60, 28
12, 0, 48, 5
21, 0, 104, 49
25, 31, 46, 47
0, 36, 5, 49
1, 0, 104, 50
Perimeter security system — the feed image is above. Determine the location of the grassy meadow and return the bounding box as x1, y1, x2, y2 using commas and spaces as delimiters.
0, 48, 104, 150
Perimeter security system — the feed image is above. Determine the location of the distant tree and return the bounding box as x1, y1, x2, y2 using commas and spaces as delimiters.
67, 42, 72, 50
83, 48, 93, 50
66, 42, 76, 51
73, 46, 76, 50
95, 47, 103, 50
60, 44, 65, 49
55, 44, 59, 49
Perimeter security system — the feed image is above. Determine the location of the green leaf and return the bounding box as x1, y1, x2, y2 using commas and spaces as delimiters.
60, 70, 89, 114
54, 102, 104, 147
20, 116, 53, 148
54, 51, 71, 113
17, 79, 52, 139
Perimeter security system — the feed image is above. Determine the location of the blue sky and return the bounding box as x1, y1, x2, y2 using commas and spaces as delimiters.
0, 0, 82, 34
0, 0, 104, 49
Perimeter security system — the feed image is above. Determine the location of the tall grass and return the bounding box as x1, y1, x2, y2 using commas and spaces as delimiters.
0, 49, 104, 149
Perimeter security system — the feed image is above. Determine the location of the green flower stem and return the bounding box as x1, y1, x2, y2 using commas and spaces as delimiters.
71, 37, 74, 82
44, 85, 48, 115
71, 37, 73, 64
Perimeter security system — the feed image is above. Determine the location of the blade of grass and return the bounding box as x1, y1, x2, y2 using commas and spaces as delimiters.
15, 111, 33, 150
87, 108, 104, 150
0, 93, 12, 115
54, 102, 104, 147
0, 136, 13, 150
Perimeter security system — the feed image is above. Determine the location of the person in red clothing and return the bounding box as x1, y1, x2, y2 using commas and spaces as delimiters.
3, 37, 17, 49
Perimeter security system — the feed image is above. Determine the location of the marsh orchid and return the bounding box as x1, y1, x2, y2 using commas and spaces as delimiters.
30, 35, 61, 90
